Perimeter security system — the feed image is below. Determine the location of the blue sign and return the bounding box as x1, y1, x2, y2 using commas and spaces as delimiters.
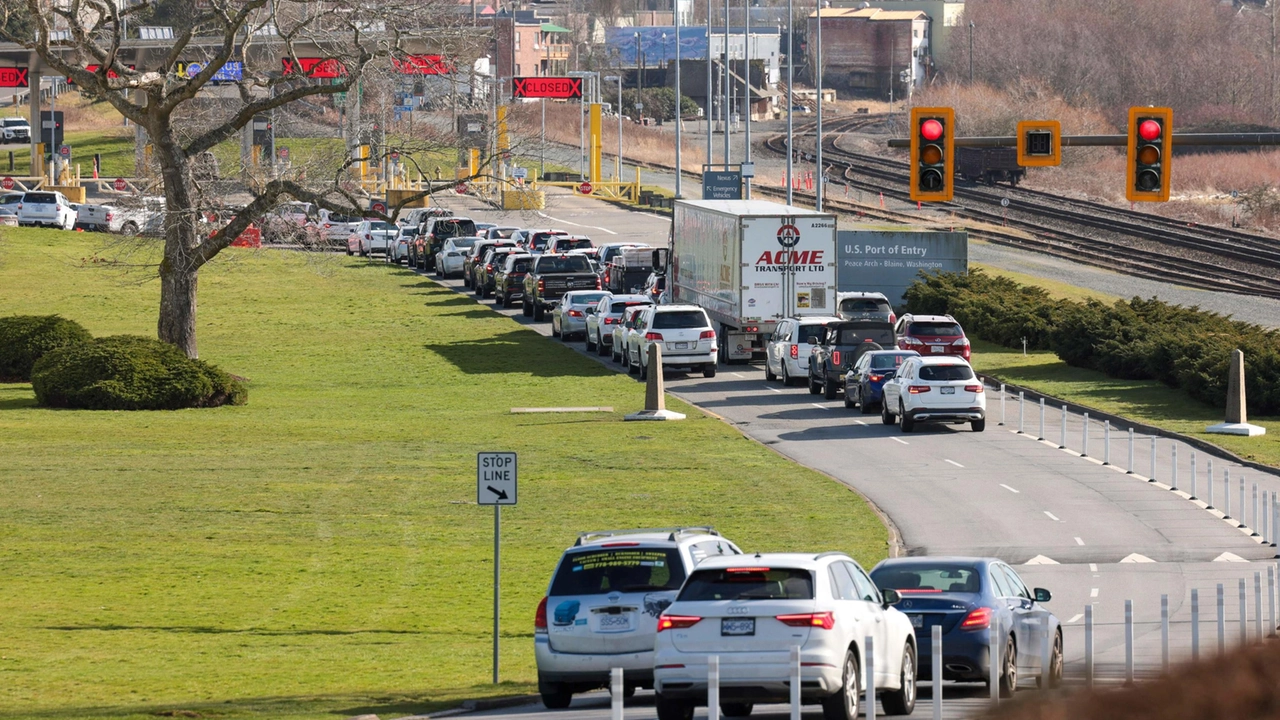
702, 170, 742, 200
395, 105, 413, 113
179, 61, 244, 84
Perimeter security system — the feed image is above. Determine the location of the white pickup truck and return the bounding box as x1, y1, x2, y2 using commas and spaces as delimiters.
17, 191, 76, 229
68, 202, 123, 233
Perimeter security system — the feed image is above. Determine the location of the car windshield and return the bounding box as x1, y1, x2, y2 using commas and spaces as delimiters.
919, 364, 975, 381
24, 193, 57, 203
490, 227, 516, 238
451, 236, 478, 248
871, 565, 981, 594
3, 118, 26, 127
840, 298, 890, 314
611, 301, 651, 314
653, 310, 709, 329
433, 219, 476, 238
562, 238, 594, 250
368, 221, 394, 232
679, 568, 814, 601
910, 322, 963, 336
836, 324, 895, 346
870, 353, 914, 370
549, 548, 686, 595
399, 227, 420, 237
536, 256, 592, 273
571, 292, 609, 306
490, 251, 513, 266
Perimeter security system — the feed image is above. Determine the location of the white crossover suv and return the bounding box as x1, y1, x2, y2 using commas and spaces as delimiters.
880, 355, 986, 433
653, 552, 918, 720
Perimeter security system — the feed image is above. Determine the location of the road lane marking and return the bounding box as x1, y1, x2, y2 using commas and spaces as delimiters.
766, 387, 783, 393
535, 211, 619, 235
999, 484, 1020, 494
1120, 553, 1156, 563
1067, 614, 1083, 624
1044, 511, 1061, 521
812, 403, 829, 410
731, 372, 746, 378
1090, 588, 1099, 598
1075, 537, 1085, 546
1089, 563, 1098, 572
891, 437, 909, 445
944, 459, 964, 468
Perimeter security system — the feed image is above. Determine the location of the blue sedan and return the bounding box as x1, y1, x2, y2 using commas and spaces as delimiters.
844, 349, 919, 413
870, 557, 1062, 698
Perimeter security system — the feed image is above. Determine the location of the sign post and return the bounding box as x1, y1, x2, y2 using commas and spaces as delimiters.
477, 451, 517, 684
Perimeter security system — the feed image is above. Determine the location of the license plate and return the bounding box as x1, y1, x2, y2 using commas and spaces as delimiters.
596, 614, 633, 633
673, 342, 690, 350
931, 346, 946, 354
721, 618, 755, 636
910, 614, 923, 629
941, 386, 955, 394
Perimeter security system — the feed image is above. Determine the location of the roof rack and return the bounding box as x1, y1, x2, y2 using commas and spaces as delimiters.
574, 527, 720, 546
813, 551, 851, 561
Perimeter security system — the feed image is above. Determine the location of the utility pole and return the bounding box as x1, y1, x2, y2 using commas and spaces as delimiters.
968, 21, 974, 85
674, 0, 683, 197
706, 0, 714, 166
723, 0, 730, 164
785, 17, 793, 205
743, 0, 751, 198
814, 0, 823, 211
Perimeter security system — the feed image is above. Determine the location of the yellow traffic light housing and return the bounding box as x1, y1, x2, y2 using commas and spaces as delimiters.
909, 107, 954, 202
1016, 120, 1061, 167
1127, 107, 1172, 202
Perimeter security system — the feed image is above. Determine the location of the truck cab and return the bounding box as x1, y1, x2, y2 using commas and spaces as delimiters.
807, 320, 896, 400
522, 253, 600, 321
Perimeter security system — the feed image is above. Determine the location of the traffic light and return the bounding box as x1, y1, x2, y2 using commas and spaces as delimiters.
1127, 107, 1172, 202
1016, 120, 1061, 167
909, 107, 954, 202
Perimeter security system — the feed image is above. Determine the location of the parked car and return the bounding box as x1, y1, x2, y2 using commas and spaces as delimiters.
69, 202, 121, 233
399, 206, 451, 229
881, 355, 986, 432
17, 191, 76, 229
522, 253, 600, 321
653, 552, 918, 720
641, 272, 668, 304
550, 291, 609, 340
349, 220, 397, 257
519, 228, 569, 254
492, 253, 534, 308
585, 294, 651, 356
111, 196, 167, 236
611, 305, 649, 365
546, 235, 594, 255
463, 239, 517, 288
474, 247, 518, 298
836, 291, 895, 323
0, 191, 23, 214
417, 216, 477, 270
844, 350, 920, 413
764, 316, 842, 386
0, 208, 17, 226
870, 556, 1061, 695
485, 226, 520, 241
436, 236, 480, 278
318, 209, 362, 246
388, 226, 418, 264
807, 320, 897, 400
628, 305, 718, 380
895, 313, 971, 361
474, 222, 498, 236
1, 117, 31, 143
535, 527, 743, 709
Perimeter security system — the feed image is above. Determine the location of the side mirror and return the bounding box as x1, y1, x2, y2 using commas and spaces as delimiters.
882, 588, 901, 607
806, 335, 820, 346
1034, 588, 1052, 603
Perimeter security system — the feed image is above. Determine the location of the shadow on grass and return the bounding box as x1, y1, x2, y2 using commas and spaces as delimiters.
0, 396, 37, 410
44, 624, 424, 636
424, 330, 616, 377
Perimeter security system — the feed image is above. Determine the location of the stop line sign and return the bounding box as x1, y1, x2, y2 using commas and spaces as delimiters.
1, 176, 13, 190
455, 183, 467, 194
578, 181, 593, 195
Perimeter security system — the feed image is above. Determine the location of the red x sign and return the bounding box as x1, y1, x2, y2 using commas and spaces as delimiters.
512, 77, 582, 99
0, 67, 29, 88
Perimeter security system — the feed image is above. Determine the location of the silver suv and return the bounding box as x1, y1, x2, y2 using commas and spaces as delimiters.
535, 527, 743, 709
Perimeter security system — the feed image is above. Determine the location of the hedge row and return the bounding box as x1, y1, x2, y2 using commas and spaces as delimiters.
904, 270, 1280, 414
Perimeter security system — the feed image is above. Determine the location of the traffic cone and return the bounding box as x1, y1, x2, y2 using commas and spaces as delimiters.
879, 192, 885, 209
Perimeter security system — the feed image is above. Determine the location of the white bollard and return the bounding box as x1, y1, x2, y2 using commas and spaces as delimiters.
1081, 413, 1089, 457
1161, 594, 1169, 674
1256, 572, 1264, 642
1269, 568, 1277, 639
1150, 436, 1157, 482
1018, 391, 1025, 434
1217, 583, 1226, 656
1170, 444, 1177, 490
1124, 599, 1134, 686
1273, 493, 1279, 547
931, 625, 942, 720
1190, 451, 1198, 500
1191, 588, 1200, 662
1207, 458, 1215, 509
1084, 605, 1094, 690
789, 646, 801, 720
1240, 476, 1249, 528
1127, 428, 1135, 473
1225, 469, 1232, 519
611, 668, 624, 720
1103, 421, 1111, 465
1253, 483, 1261, 536
1060, 405, 1068, 449
989, 623, 1000, 704
1038, 398, 1045, 440
865, 635, 876, 720
999, 384, 1006, 425
1239, 579, 1248, 645
708, 655, 720, 720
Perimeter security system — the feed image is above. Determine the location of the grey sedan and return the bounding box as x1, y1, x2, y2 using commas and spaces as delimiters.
551, 290, 610, 341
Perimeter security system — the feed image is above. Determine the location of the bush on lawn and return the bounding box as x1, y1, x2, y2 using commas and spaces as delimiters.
0, 314, 93, 382
31, 335, 247, 410
905, 270, 1280, 414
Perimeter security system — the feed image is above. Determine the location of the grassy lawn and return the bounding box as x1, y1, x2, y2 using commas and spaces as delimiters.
969, 261, 1120, 303
0, 228, 888, 720
970, 339, 1280, 467
0, 130, 136, 178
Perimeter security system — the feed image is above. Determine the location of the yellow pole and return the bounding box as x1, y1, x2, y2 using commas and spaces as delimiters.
634, 166, 641, 203
358, 144, 369, 179
470, 148, 481, 177
497, 105, 510, 157
589, 103, 602, 183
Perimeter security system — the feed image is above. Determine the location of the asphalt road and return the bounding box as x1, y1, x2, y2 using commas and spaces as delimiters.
405, 190, 1280, 718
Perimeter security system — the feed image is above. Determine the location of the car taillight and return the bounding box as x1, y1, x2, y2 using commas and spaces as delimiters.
486, 264, 495, 271
832, 351, 842, 366
537, 280, 545, 292
909, 385, 931, 394
324, 223, 332, 228
105, 211, 114, 221
595, 278, 602, 289
365, 234, 372, 240
700, 330, 716, 340
869, 374, 883, 382
657, 615, 702, 632
960, 606, 992, 630
535, 597, 548, 631
952, 337, 970, 347
568, 310, 584, 317
604, 317, 617, 324
790, 344, 798, 359
645, 332, 663, 341
889, 312, 896, 324
965, 384, 984, 393
776, 612, 836, 630
901, 337, 923, 348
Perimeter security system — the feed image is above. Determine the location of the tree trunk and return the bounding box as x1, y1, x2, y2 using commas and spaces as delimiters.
158, 262, 199, 358
154, 117, 203, 358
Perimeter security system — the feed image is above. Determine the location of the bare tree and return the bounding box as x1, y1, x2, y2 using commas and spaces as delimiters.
0, 0, 480, 357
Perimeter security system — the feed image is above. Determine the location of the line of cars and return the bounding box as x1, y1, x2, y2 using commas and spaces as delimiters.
535, 528, 1062, 719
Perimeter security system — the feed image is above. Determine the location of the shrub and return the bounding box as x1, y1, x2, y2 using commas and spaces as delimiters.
31, 335, 248, 410
0, 315, 93, 382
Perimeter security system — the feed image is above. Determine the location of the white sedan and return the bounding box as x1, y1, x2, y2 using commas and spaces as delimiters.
348, 220, 397, 256
881, 355, 987, 433
436, 236, 482, 278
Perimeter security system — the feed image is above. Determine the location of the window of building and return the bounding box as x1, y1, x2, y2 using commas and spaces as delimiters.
515, 32, 520, 49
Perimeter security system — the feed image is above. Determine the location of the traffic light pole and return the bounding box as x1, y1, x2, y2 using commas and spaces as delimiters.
888, 132, 1280, 148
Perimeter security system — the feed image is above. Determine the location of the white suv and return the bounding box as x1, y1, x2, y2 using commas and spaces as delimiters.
535, 528, 743, 709
653, 553, 918, 720
880, 355, 986, 433
629, 305, 718, 380
765, 316, 841, 386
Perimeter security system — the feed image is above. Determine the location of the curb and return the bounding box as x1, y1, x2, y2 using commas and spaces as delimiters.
402, 693, 541, 719
977, 371, 1280, 476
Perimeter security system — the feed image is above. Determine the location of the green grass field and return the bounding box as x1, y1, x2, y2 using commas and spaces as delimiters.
0, 228, 888, 720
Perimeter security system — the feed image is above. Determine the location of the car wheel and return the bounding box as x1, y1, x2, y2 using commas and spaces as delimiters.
881, 399, 896, 425
900, 402, 915, 433
823, 376, 838, 400
346, 248, 353, 256
999, 635, 1017, 698
860, 389, 876, 415
655, 695, 694, 720
820, 649, 860, 720
482, 286, 492, 299
780, 363, 791, 386
881, 643, 917, 716
764, 360, 777, 382
586, 331, 596, 352
808, 369, 821, 395
540, 684, 573, 710
844, 392, 856, 409
122, 221, 139, 236
722, 703, 754, 718
972, 418, 986, 432
703, 363, 716, 378
522, 300, 531, 317
598, 337, 610, 357
1045, 630, 1064, 688
611, 345, 621, 363
627, 350, 638, 375
463, 270, 472, 288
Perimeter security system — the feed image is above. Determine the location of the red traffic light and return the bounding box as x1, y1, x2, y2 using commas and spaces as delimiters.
1138, 119, 1162, 141
921, 119, 943, 141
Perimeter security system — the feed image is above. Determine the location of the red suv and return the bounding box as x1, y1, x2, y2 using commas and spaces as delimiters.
894, 313, 971, 361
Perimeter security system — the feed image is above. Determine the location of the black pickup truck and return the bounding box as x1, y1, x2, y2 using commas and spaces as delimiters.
522, 254, 600, 320
807, 320, 897, 400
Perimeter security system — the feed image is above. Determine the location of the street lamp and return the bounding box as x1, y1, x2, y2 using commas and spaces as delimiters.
605, 75, 623, 180
784, 21, 793, 205
968, 21, 975, 84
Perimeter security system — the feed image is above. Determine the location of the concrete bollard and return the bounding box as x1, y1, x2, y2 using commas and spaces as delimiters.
932, 625, 943, 720
624, 344, 685, 421
1103, 421, 1111, 465
999, 384, 1006, 425
1060, 405, 1068, 449
865, 635, 877, 720
1240, 579, 1248, 645
1127, 428, 1135, 473
708, 656, 720, 719
1124, 599, 1134, 686
1217, 583, 1226, 656
989, 623, 1000, 704
1190, 451, 1198, 500
1207, 458, 1215, 509
1084, 605, 1094, 690
1191, 588, 1200, 662
789, 646, 801, 720
1170, 444, 1177, 490
1161, 594, 1170, 674
1225, 469, 1232, 519
1082, 413, 1089, 457
1150, 437, 1157, 482
1254, 483, 1262, 537
611, 668, 624, 720
1038, 398, 1045, 441
1018, 391, 1025, 434
1256, 572, 1264, 642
